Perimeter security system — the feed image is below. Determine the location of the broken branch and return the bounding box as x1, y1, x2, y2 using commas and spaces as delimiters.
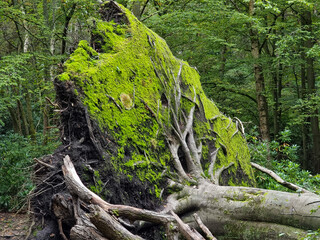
251, 162, 312, 194
193, 213, 217, 240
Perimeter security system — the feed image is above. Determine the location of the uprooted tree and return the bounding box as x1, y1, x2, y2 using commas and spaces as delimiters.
31, 2, 320, 240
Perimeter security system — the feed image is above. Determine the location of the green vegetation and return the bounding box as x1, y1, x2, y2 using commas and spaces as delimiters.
248, 128, 320, 194
0, 132, 59, 211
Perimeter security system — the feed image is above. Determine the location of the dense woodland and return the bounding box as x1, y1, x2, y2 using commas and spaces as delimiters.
0, 0, 320, 239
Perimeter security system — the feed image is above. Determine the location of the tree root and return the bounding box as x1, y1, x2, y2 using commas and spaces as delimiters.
61, 155, 219, 240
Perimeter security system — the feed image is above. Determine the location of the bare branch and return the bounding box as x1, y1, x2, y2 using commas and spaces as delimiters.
193, 213, 217, 240
106, 94, 122, 112
34, 158, 55, 169
62, 155, 176, 224
226, 117, 232, 129
251, 162, 312, 194
90, 205, 145, 240
233, 117, 245, 137
170, 210, 206, 240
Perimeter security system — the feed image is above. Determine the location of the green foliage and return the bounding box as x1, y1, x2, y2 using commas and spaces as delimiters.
90, 170, 103, 194
0, 132, 59, 211
248, 128, 320, 194
301, 230, 320, 240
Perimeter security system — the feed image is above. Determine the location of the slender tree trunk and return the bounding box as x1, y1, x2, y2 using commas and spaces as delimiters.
43, 104, 49, 145
17, 99, 29, 136
300, 45, 309, 169
303, 11, 320, 172
8, 107, 22, 134
61, 3, 76, 54
272, 63, 283, 139
249, 0, 270, 141
25, 90, 36, 140
272, 74, 279, 138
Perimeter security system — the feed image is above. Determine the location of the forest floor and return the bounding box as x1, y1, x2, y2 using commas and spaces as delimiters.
0, 213, 31, 240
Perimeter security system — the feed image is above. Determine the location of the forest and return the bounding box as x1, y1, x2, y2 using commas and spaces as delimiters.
0, 0, 320, 239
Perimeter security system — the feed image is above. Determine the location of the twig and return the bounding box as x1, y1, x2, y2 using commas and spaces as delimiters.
34, 158, 55, 169
231, 125, 239, 139
193, 213, 217, 240
138, 97, 157, 117
219, 142, 227, 156
182, 94, 198, 105
24, 215, 35, 240
210, 115, 221, 121
226, 117, 232, 129
147, 34, 155, 48
58, 218, 69, 240
170, 210, 206, 240
106, 94, 122, 112
45, 97, 59, 108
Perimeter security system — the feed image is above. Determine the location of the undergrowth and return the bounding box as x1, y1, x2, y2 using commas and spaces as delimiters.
0, 132, 59, 211
247, 127, 320, 194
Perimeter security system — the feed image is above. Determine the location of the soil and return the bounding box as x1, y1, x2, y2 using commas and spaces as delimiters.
0, 213, 32, 240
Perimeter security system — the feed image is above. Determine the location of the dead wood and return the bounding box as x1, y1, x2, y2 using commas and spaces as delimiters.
193, 213, 216, 240
170, 210, 205, 240
251, 162, 313, 194
89, 204, 145, 240
62, 155, 175, 224
70, 224, 109, 240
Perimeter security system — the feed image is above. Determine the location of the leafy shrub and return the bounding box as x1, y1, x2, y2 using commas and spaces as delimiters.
0, 132, 59, 211
247, 128, 320, 194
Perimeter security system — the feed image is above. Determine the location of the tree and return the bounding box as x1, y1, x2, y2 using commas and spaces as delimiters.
31, 2, 320, 239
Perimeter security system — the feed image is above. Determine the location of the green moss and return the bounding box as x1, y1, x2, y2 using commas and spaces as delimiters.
59, 2, 255, 196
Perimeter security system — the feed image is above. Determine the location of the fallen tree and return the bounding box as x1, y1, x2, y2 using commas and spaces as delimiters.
31, 1, 320, 239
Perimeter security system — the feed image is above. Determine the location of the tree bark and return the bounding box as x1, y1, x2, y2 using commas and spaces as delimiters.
249, 0, 270, 141
25, 90, 36, 140
302, 10, 320, 172
61, 3, 76, 54
62, 155, 320, 239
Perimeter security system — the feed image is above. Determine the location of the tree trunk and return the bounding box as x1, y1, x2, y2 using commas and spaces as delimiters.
8, 106, 22, 134
300, 45, 309, 169
17, 99, 29, 136
249, 0, 270, 141
61, 3, 76, 55
132, 0, 141, 19
25, 90, 36, 140
302, 10, 320, 173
